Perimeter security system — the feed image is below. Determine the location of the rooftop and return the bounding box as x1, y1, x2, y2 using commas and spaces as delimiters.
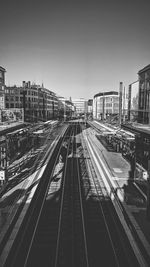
94, 91, 118, 98
138, 64, 150, 74
0, 66, 6, 72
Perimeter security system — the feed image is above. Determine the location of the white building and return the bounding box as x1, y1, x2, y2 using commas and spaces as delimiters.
71, 98, 86, 116
93, 91, 119, 120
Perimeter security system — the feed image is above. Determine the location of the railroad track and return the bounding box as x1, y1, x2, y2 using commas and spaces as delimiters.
79, 125, 140, 266
0, 124, 70, 266
0, 122, 147, 266
82, 127, 149, 266
54, 123, 88, 267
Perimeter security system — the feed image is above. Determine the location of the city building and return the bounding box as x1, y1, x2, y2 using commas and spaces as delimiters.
93, 91, 119, 120
0, 66, 6, 111
138, 64, 150, 124
87, 99, 93, 119
71, 98, 86, 117
127, 64, 150, 124
57, 96, 75, 120
5, 81, 58, 122
127, 80, 139, 122
122, 64, 150, 170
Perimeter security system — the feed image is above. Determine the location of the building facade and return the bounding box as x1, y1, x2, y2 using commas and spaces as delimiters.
71, 98, 86, 116
5, 81, 58, 122
87, 99, 93, 119
138, 64, 150, 124
93, 91, 119, 120
57, 96, 75, 120
128, 80, 139, 122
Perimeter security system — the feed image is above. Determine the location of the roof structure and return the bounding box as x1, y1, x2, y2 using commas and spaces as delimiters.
94, 91, 118, 98
138, 64, 150, 74
0, 66, 6, 72
122, 123, 150, 137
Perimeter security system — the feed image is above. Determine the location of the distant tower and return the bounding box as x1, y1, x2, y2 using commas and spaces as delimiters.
0, 66, 6, 110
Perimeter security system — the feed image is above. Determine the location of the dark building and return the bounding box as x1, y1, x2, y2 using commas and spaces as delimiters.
87, 99, 93, 118
138, 64, 150, 124
5, 82, 58, 122
122, 64, 150, 170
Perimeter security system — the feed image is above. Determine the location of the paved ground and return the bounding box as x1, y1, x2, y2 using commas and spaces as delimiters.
98, 137, 150, 251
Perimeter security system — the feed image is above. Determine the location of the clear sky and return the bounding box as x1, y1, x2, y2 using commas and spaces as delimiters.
0, 0, 150, 99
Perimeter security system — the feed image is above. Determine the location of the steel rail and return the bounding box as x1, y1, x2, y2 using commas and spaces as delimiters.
54, 125, 74, 266
0, 124, 68, 246
80, 127, 121, 266
73, 122, 89, 267
0, 131, 63, 260
84, 130, 148, 266
82, 140, 132, 266
80, 127, 139, 266
54, 122, 89, 267
23, 125, 71, 267
0, 125, 70, 267
86, 125, 150, 264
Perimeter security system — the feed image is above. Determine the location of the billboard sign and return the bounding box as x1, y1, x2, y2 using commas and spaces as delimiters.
1, 108, 24, 122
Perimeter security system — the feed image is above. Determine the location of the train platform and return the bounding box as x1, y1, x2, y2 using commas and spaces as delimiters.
91, 121, 150, 254
122, 121, 150, 135
0, 121, 26, 135
98, 138, 150, 256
